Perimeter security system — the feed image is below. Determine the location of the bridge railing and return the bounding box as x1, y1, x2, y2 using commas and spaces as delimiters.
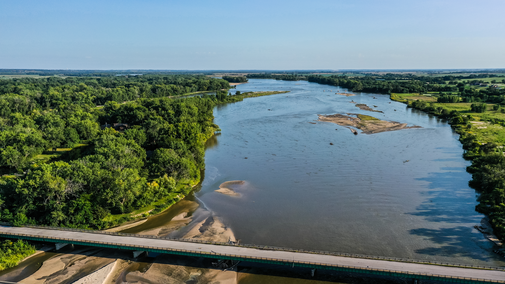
0, 230, 504, 284
1, 223, 504, 273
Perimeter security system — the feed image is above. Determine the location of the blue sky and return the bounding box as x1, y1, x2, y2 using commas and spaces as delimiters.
1, 0, 504, 70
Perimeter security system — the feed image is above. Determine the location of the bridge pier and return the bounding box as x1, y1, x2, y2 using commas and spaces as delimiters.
311, 268, 316, 277
55, 243, 73, 251
133, 251, 148, 258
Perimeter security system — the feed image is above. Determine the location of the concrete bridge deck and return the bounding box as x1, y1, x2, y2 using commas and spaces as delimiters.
1, 225, 504, 283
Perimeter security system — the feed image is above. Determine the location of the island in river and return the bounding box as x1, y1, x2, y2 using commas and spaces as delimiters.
318, 113, 421, 134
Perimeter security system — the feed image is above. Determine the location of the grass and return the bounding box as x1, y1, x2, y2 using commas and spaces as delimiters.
391, 93, 437, 103
34, 144, 88, 163
455, 77, 505, 84
357, 114, 379, 121
469, 123, 505, 145
394, 93, 505, 146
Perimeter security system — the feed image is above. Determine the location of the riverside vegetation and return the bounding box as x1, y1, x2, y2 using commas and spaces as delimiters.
287, 72, 505, 241
0, 74, 287, 231
0, 239, 35, 271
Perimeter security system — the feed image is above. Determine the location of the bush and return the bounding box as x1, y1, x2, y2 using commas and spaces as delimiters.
471, 103, 487, 113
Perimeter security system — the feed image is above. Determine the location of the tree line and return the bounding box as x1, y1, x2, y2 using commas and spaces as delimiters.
0, 75, 237, 229
222, 76, 248, 83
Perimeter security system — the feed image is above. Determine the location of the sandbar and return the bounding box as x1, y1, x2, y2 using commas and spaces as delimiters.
355, 103, 383, 113
318, 113, 421, 134
216, 180, 245, 197
336, 92, 355, 97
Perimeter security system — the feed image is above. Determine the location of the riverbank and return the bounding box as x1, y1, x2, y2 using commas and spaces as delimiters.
101, 91, 290, 231
0, 239, 36, 271
318, 113, 421, 134
110, 203, 237, 283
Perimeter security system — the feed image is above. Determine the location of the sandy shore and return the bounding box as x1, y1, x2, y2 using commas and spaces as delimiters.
15, 195, 238, 284
21, 247, 116, 284
74, 260, 117, 284
215, 180, 245, 197
115, 206, 238, 283
355, 103, 383, 113
104, 219, 148, 232
318, 113, 421, 134
229, 82, 247, 86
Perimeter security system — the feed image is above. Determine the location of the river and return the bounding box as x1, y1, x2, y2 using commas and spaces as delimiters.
1, 78, 503, 283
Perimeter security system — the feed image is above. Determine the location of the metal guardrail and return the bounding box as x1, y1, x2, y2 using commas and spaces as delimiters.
1, 224, 502, 272
0, 229, 505, 283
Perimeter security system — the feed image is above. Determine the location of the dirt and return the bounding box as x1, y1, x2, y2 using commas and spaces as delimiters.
318, 113, 421, 134
355, 104, 383, 113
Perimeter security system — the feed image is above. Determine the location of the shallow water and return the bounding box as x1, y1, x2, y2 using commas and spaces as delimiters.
194, 79, 503, 266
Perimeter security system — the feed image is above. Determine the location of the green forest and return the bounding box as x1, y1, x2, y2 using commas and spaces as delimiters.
222, 76, 248, 83
0, 75, 252, 229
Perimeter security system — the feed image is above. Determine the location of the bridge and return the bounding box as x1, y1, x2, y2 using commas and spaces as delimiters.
1, 225, 504, 283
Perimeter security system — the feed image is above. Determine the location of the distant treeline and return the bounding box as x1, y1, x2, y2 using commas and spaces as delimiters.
222, 76, 248, 83
259, 74, 505, 105
0, 75, 230, 108
246, 73, 305, 81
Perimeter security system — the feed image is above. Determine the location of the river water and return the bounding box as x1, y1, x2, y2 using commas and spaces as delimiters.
196, 79, 503, 266
1, 79, 503, 282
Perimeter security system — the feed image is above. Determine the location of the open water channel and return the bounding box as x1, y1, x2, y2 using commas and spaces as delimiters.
128, 79, 504, 265
1, 79, 503, 283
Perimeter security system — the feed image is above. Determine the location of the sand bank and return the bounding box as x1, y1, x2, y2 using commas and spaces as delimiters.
336, 92, 355, 97
104, 219, 148, 233
355, 103, 383, 113
113, 206, 237, 283
318, 113, 421, 134
21, 248, 115, 284
215, 180, 245, 197
74, 260, 117, 284
229, 82, 247, 86
183, 215, 236, 243
123, 254, 237, 284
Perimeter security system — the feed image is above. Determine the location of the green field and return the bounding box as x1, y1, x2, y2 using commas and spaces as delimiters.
392, 93, 505, 145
